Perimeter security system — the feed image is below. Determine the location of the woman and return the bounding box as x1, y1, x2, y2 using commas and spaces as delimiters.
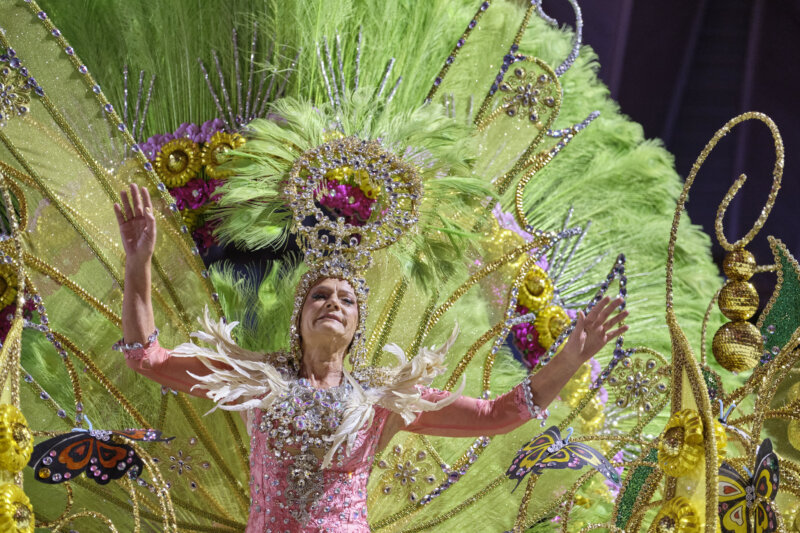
114, 183, 628, 532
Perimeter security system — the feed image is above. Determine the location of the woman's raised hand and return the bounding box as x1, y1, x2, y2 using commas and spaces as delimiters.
114, 184, 156, 264
565, 296, 629, 362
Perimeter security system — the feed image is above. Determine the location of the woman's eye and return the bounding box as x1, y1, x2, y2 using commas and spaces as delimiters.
312, 294, 325, 300
343, 298, 355, 305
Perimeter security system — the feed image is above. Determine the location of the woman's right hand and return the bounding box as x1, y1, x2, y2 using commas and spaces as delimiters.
114, 184, 156, 264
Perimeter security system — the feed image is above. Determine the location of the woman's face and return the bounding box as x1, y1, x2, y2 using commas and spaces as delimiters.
299, 278, 359, 353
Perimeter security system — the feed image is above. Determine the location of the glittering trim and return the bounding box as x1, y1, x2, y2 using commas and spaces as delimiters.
521, 375, 548, 422
112, 328, 160, 353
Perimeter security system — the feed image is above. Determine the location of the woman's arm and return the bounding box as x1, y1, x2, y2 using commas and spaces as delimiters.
115, 183, 157, 346
114, 184, 218, 396
380, 297, 628, 443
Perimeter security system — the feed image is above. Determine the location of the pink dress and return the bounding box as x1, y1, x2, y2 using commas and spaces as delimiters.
125, 341, 538, 532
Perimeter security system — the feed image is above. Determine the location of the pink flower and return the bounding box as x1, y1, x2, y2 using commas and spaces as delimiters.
192, 219, 219, 252
204, 178, 224, 202
317, 181, 376, 226
172, 178, 210, 210
511, 305, 547, 368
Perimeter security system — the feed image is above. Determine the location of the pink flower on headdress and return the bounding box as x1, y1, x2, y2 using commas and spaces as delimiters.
192, 219, 220, 252
317, 181, 376, 226
172, 178, 210, 210
511, 305, 547, 368
204, 178, 224, 202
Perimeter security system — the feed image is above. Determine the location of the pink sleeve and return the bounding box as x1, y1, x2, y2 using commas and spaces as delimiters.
123, 340, 221, 397
404, 383, 534, 437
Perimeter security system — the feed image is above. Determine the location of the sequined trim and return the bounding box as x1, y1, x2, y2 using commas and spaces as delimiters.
114, 328, 160, 359
521, 375, 549, 421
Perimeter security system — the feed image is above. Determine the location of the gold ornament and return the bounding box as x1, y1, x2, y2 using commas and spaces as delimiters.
155, 138, 202, 187
482, 222, 527, 275
201, 131, 245, 178
786, 504, 800, 532
789, 420, 800, 451
579, 395, 606, 434
518, 264, 554, 312
788, 381, 800, 402
534, 305, 569, 348
659, 410, 705, 477
718, 281, 759, 320
712, 321, 762, 373
181, 208, 206, 232
0, 263, 18, 309
561, 362, 591, 408
789, 381, 800, 449
657, 410, 726, 478
713, 245, 761, 372
722, 248, 756, 281
322, 130, 345, 142
649, 496, 701, 533
374, 442, 437, 503
0, 405, 32, 473
0, 483, 34, 533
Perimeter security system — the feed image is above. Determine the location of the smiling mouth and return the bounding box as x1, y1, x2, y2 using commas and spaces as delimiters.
318, 315, 343, 324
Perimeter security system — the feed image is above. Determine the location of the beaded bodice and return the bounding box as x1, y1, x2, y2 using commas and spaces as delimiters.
246, 373, 389, 532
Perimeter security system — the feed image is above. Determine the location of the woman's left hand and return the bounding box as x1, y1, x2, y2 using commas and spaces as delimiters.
565, 296, 629, 362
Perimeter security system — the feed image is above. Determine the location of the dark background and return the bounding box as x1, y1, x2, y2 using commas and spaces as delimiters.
542, 0, 800, 298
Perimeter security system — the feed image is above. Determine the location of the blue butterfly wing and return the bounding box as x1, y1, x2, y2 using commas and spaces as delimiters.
563, 442, 620, 484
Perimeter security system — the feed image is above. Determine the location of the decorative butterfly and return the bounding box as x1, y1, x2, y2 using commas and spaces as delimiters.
718, 438, 779, 533
505, 426, 620, 491
29, 419, 172, 485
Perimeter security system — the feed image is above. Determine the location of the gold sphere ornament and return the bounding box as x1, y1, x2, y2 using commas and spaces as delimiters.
718, 281, 759, 321
649, 497, 701, 533
0, 405, 32, 473
155, 138, 202, 187
202, 131, 245, 178
518, 264, 554, 312
534, 305, 569, 348
712, 321, 763, 373
722, 248, 757, 281
0, 483, 34, 533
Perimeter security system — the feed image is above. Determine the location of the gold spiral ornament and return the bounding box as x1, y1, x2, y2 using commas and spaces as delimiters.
155, 138, 202, 187
0, 405, 32, 473
0, 483, 33, 533
534, 305, 569, 348
201, 131, 245, 178
712, 247, 762, 372
518, 264, 553, 312
648, 497, 701, 533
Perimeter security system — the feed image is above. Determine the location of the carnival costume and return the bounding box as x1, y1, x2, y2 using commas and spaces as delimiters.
1, 0, 799, 532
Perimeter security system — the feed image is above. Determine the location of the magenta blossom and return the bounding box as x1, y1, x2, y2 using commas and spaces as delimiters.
172, 178, 210, 210
193, 219, 219, 252
317, 181, 376, 226
511, 305, 547, 368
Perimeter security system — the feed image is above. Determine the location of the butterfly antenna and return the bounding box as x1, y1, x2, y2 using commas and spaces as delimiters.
725, 402, 736, 421
84, 415, 94, 432
564, 427, 574, 442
